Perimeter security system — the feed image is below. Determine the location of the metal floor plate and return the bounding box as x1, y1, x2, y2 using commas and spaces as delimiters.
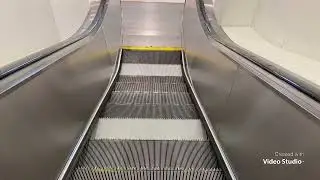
123, 35, 182, 47
122, 50, 181, 64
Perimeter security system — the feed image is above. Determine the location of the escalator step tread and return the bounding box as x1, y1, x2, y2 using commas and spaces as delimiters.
114, 82, 188, 93
108, 92, 193, 105
68, 50, 227, 180
120, 64, 182, 76
75, 139, 218, 169
104, 104, 198, 119
117, 76, 185, 84
92, 118, 207, 141
70, 167, 224, 180
122, 50, 181, 64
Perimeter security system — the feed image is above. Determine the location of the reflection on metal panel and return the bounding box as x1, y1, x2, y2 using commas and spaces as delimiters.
102, 0, 121, 53
0, 0, 121, 178
183, 0, 320, 179
0, 31, 115, 180
121, 2, 183, 47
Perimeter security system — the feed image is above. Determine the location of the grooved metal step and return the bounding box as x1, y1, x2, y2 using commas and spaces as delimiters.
108, 92, 193, 105
117, 76, 184, 84
70, 167, 224, 180
114, 82, 188, 93
122, 50, 181, 64
75, 140, 218, 169
68, 49, 226, 180
104, 104, 198, 119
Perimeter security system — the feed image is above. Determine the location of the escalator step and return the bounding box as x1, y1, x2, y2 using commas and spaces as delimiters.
92, 118, 207, 140
114, 82, 188, 93
75, 139, 218, 169
117, 76, 184, 84
104, 104, 198, 119
120, 64, 182, 76
122, 50, 181, 64
70, 167, 224, 180
68, 49, 226, 180
108, 92, 193, 105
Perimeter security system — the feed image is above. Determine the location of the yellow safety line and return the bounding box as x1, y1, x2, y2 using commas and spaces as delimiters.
121, 46, 183, 51
121, 46, 209, 61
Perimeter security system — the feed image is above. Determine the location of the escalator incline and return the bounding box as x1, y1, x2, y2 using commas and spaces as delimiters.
69, 49, 225, 180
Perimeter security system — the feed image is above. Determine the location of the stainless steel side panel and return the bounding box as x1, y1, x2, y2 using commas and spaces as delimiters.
0, 31, 112, 180
0, 1, 121, 179
102, 0, 121, 52
183, 0, 320, 179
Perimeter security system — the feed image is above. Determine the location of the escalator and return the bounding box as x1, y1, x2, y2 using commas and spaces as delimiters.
2, 0, 320, 180
69, 49, 225, 180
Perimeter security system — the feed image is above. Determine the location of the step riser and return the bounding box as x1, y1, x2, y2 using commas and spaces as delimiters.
104, 104, 198, 119
117, 76, 184, 84
114, 82, 188, 93
77, 140, 217, 169
71, 169, 224, 180
108, 92, 193, 105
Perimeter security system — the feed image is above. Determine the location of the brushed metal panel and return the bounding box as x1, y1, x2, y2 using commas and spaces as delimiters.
0, 3, 122, 177
102, 0, 121, 53
183, 0, 238, 128
218, 67, 320, 180
0, 30, 114, 180
183, 0, 320, 179
121, 2, 183, 47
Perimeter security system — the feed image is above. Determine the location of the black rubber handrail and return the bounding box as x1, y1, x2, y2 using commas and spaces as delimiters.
196, 0, 320, 103
0, 0, 107, 80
